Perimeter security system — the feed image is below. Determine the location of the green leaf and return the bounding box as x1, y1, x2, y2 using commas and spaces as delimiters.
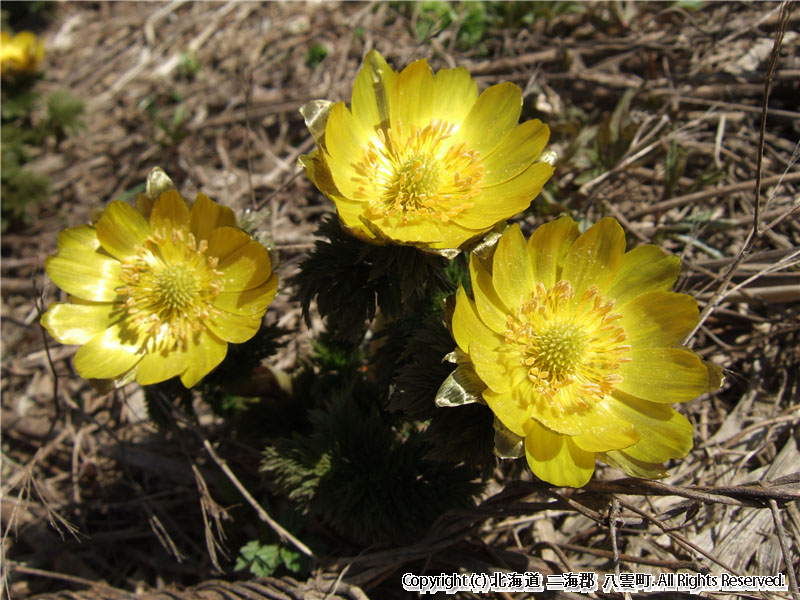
306, 43, 328, 69
279, 547, 307, 574
236, 540, 282, 577
46, 90, 85, 137
1, 88, 40, 120
607, 88, 636, 146
262, 390, 482, 544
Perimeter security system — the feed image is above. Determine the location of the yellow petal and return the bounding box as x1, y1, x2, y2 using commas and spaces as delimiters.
95, 201, 152, 261
453, 82, 522, 157
212, 274, 278, 316
492, 223, 534, 311
431, 66, 478, 125
48, 225, 122, 303
206, 308, 263, 344
215, 240, 272, 292
336, 199, 378, 242
607, 392, 693, 463
452, 286, 500, 353
45, 247, 123, 302
15, 32, 43, 64
599, 450, 668, 479
41, 301, 119, 345
325, 102, 370, 199
561, 217, 625, 300
301, 152, 376, 244
367, 212, 445, 246
452, 162, 554, 230
423, 222, 485, 250
606, 245, 681, 305
571, 401, 639, 452
469, 255, 507, 334
190, 193, 237, 242
150, 190, 190, 233
136, 347, 189, 385
484, 388, 533, 437
470, 341, 513, 394
135, 193, 154, 219
619, 291, 698, 349
56, 224, 101, 253
618, 347, 710, 403
207, 226, 253, 260
572, 426, 638, 453
180, 330, 228, 387
368, 211, 484, 249
530, 385, 617, 437
389, 58, 434, 133
73, 324, 142, 380
482, 120, 550, 187
351, 49, 396, 133
525, 422, 595, 487
527, 215, 579, 289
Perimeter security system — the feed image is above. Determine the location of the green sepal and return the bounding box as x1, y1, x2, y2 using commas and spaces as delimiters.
463, 222, 505, 264
145, 166, 175, 201
493, 417, 524, 459
443, 348, 469, 365
435, 361, 486, 408
300, 100, 334, 144
704, 360, 725, 391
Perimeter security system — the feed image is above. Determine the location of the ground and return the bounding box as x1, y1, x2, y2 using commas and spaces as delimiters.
1, 2, 799, 599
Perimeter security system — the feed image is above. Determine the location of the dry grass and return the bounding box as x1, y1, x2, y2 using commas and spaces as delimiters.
2, 2, 799, 599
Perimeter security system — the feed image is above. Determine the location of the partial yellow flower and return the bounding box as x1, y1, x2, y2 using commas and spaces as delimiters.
299, 50, 555, 253
41, 173, 278, 388
450, 216, 721, 487
1, 31, 45, 78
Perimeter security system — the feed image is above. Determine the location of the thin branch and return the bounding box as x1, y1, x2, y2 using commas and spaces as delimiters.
769, 499, 800, 600
617, 499, 741, 576
682, 0, 795, 345
201, 438, 316, 559
628, 171, 800, 220
32, 271, 61, 441
559, 543, 698, 570
754, 0, 793, 234
242, 66, 257, 210
609, 497, 623, 579
6, 562, 127, 595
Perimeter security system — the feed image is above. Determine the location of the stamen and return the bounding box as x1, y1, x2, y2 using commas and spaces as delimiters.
351, 118, 484, 225
116, 231, 223, 353
503, 280, 630, 417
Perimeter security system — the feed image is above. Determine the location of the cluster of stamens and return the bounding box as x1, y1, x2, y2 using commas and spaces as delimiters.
352, 119, 484, 224
503, 280, 631, 417
116, 228, 223, 352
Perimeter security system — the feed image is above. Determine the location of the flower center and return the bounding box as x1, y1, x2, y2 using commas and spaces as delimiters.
532, 322, 587, 379
504, 280, 631, 417
352, 119, 484, 225
392, 154, 440, 209
154, 265, 197, 311
117, 228, 223, 351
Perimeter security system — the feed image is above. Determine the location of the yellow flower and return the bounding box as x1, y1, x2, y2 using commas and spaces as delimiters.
451, 216, 721, 487
41, 174, 278, 388
1, 31, 45, 78
299, 50, 555, 253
